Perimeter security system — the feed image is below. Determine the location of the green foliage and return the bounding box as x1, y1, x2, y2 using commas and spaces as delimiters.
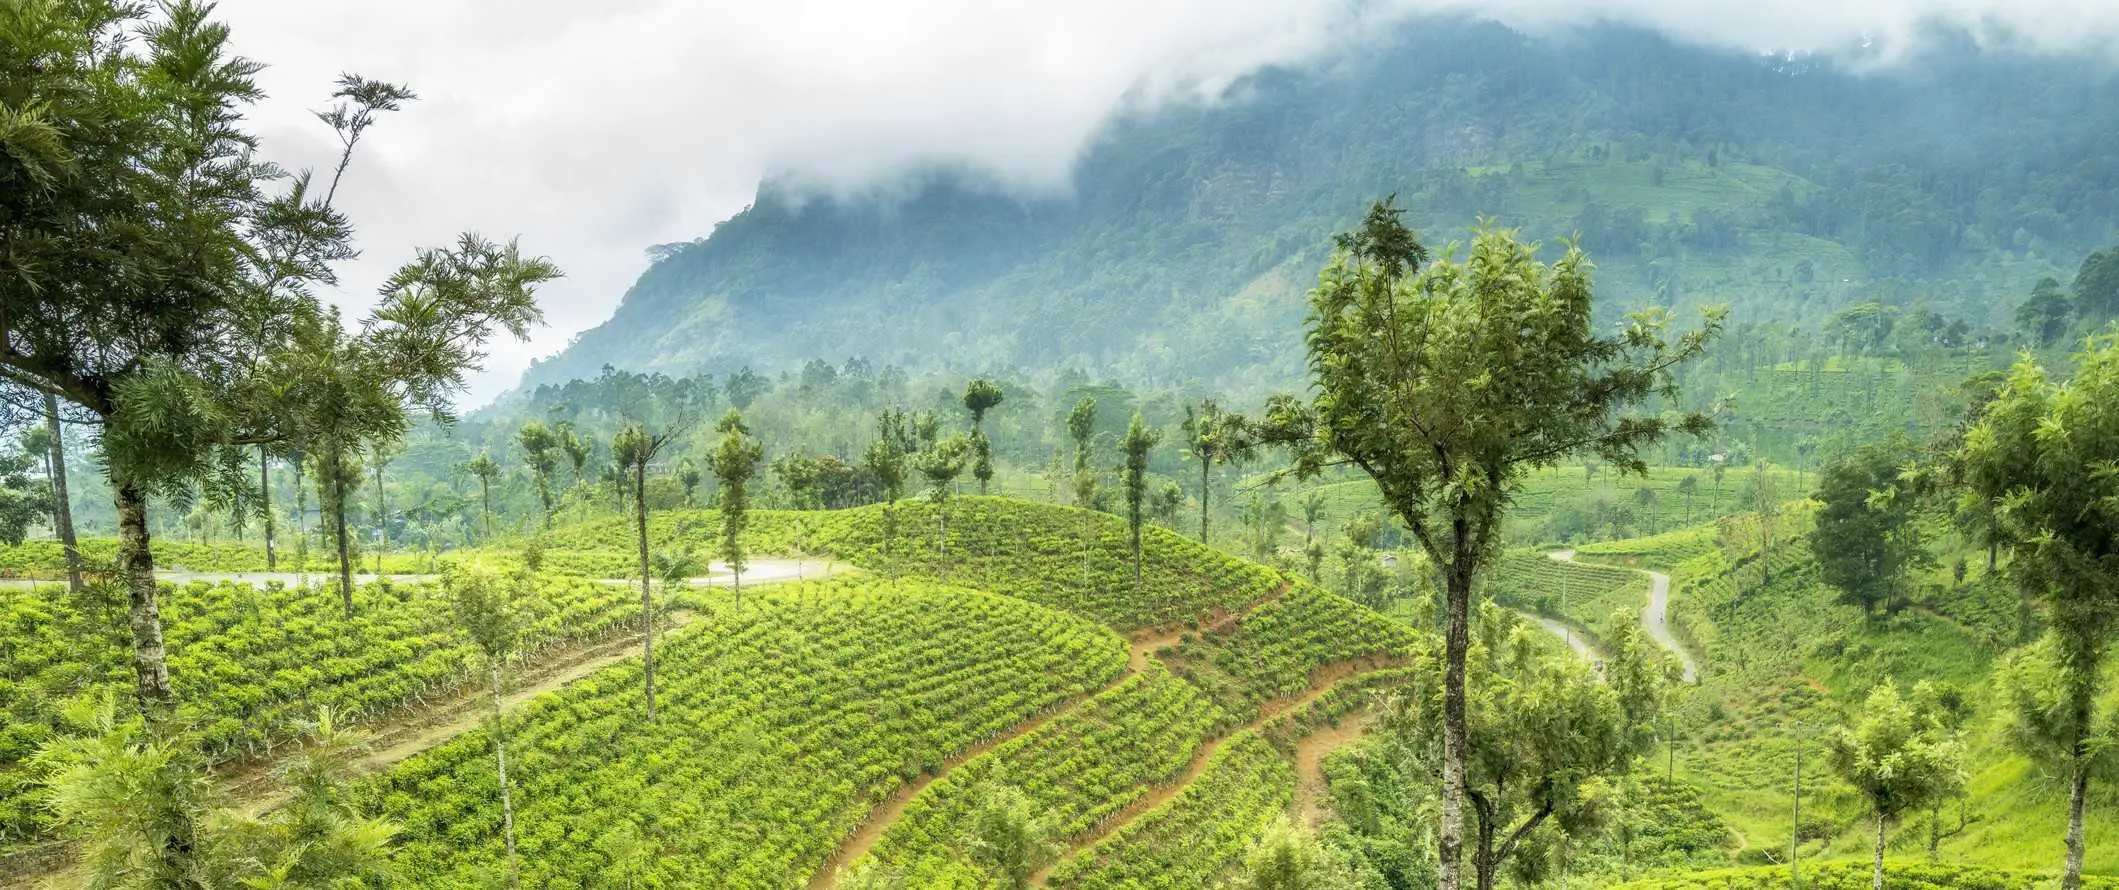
1826, 679, 1965, 827
1809, 443, 1924, 616
859, 664, 1228, 887
0, 573, 637, 840
377, 580, 1124, 888
1612, 861, 2119, 890
1165, 582, 1420, 714
1232, 816, 1362, 890
1046, 731, 1295, 890
710, 409, 764, 583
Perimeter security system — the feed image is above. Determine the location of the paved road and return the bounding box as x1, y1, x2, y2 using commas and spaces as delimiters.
1519, 611, 1601, 662
1640, 568, 1698, 682
1547, 549, 1700, 683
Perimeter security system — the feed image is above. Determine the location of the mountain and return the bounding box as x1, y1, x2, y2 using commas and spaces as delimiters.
520, 18, 2119, 394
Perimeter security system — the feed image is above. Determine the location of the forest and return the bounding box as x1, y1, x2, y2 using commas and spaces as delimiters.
7, 3, 2119, 890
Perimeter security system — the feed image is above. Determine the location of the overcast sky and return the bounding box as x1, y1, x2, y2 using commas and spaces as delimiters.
215, 0, 2119, 406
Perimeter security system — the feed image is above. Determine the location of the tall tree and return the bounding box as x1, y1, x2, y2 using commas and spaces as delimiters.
36, 394, 84, 590
278, 233, 556, 615
1827, 681, 1964, 890
710, 409, 763, 607
1259, 202, 1717, 890
1066, 396, 1097, 503
0, 2, 409, 707
1181, 399, 1256, 545
462, 451, 501, 542
1811, 443, 1923, 616
964, 378, 1004, 495
915, 434, 972, 580
613, 422, 677, 721
1957, 339, 2119, 890
557, 419, 592, 494
1120, 412, 1161, 584
446, 565, 522, 886
515, 421, 560, 527
863, 408, 916, 579
369, 440, 399, 574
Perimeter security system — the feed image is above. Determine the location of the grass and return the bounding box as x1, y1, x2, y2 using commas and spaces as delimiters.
1575, 509, 2119, 877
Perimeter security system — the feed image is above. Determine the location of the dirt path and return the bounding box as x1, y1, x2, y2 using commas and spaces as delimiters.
1293, 708, 1375, 828
808, 580, 1293, 890
1547, 550, 1698, 682
8, 561, 829, 890
1028, 662, 1397, 888
806, 628, 1169, 890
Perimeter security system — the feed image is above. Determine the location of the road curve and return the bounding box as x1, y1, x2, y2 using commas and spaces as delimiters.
1640, 569, 1698, 682
1547, 550, 1699, 683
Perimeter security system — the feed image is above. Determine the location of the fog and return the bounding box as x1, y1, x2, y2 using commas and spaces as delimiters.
212, 0, 2119, 403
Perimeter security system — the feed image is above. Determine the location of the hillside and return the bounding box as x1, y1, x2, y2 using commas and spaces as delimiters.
523, 19, 2119, 394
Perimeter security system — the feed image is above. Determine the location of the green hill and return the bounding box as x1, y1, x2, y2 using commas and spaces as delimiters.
523, 20, 2119, 396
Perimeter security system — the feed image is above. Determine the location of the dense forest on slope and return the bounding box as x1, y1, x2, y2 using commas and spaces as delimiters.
526, 19, 2119, 394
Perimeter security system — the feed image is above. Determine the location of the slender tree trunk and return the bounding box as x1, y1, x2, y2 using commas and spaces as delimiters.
491, 662, 519, 886
375, 458, 387, 575
1473, 812, 1497, 890
1872, 814, 1886, 890
46, 394, 82, 593
2065, 751, 2090, 890
115, 482, 173, 707
480, 478, 493, 542
332, 460, 354, 616
635, 462, 655, 723
1198, 460, 1210, 544
1439, 559, 1473, 890
259, 444, 276, 572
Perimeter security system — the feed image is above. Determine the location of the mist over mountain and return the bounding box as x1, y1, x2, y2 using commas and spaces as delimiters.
519, 17, 2119, 395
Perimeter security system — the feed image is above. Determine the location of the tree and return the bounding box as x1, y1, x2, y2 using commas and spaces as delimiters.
369, 440, 399, 574
1181, 398, 1256, 544
962, 783, 1057, 889
0, 2, 417, 708
1957, 338, 2119, 890
516, 421, 561, 527
1236, 817, 1360, 890
446, 565, 522, 885
710, 409, 763, 608
1066, 396, 1097, 504
864, 408, 916, 580
1300, 490, 1327, 546
278, 234, 556, 615
1746, 460, 1780, 587
965, 378, 1005, 495
724, 365, 768, 410
678, 457, 703, 507
1676, 474, 1699, 526
557, 419, 592, 494
914, 434, 972, 580
1993, 636, 2118, 890
1259, 203, 1718, 890
462, 451, 501, 542
1120, 412, 1161, 584
33, 394, 84, 590
1393, 606, 1667, 890
614, 423, 677, 721
1810, 443, 1923, 616
1827, 681, 1965, 890
1634, 485, 1659, 533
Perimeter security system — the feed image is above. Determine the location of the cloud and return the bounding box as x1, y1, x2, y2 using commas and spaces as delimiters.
212, 0, 2119, 404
